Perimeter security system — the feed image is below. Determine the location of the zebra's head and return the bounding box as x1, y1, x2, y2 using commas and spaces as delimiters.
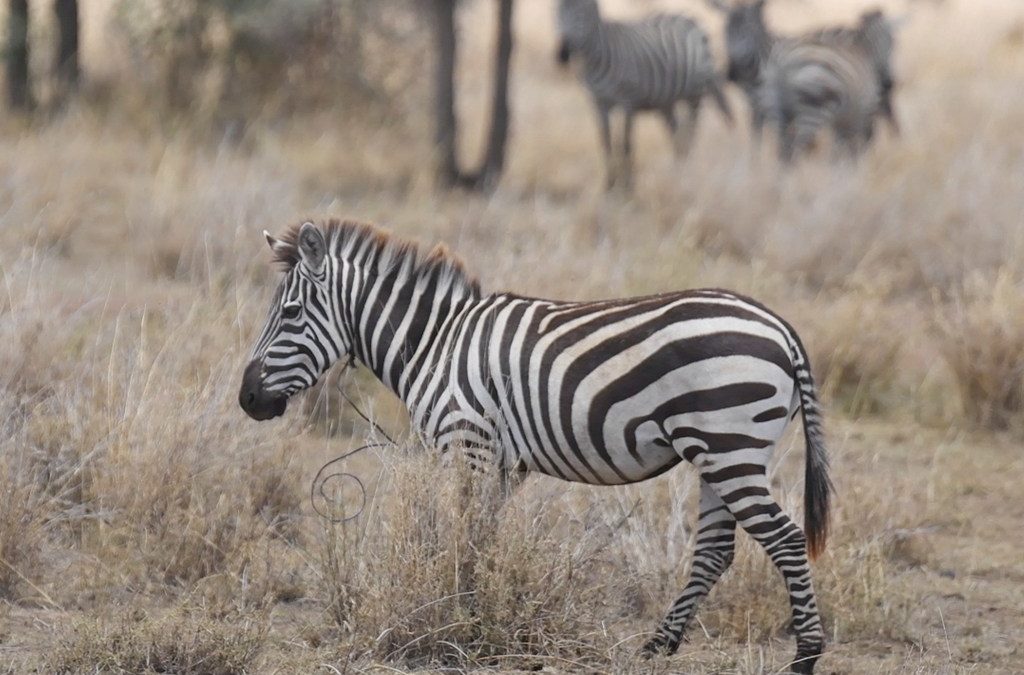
239, 222, 349, 421
556, 0, 601, 64
710, 0, 772, 86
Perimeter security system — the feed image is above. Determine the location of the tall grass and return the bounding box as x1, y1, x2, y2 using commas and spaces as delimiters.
935, 272, 1024, 432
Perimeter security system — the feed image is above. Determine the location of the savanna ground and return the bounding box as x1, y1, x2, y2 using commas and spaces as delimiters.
1, 0, 1023, 672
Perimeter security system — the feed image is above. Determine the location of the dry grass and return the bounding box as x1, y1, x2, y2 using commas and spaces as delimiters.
316, 457, 617, 670
935, 272, 1024, 432
48, 607, 268, 674
1, 0, 1023, 672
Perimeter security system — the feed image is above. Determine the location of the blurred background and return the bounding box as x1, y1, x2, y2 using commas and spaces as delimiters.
1, 0, 1023, 672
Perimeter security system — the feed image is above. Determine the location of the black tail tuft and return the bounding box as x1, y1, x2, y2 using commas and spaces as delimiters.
803, 404, 832, 560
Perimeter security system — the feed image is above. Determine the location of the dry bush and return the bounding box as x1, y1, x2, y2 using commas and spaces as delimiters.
816, 526, 915, 643
71, 315, 307, 593
317, 455, 619, 670
47, 607, 268, 674
794, 289, 908, 417
108, 0, 428, 131
693, 479, 914, 648
935, 272, 1024, 431
0, 258, 308, 607
308, 440, 918, 670
586, 470, 698, 623
0, 461, 49, 604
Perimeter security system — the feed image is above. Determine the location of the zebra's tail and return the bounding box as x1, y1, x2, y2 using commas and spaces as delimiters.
709, 78, 734, 126
787, 330, 833, 561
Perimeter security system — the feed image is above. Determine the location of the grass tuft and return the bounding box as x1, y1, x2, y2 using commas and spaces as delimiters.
935, 272, 1024, 432
48, 608, 268, 675
318, 455, 618, 670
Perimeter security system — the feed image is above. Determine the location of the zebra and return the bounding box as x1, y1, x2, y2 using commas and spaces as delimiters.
760, 39, 882, 161
809, 10, 899, 136
709, 0, 776, 140
708, 0, 899, 154
239, 219, 834, 674
555, 0, 733, 189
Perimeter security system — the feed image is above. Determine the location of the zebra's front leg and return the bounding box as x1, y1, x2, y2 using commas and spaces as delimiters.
498, 462, 528, 500
643, 480, 736, 655
621, 108, 636, 191
747, 90, 765, 148
674, 99, 702, 159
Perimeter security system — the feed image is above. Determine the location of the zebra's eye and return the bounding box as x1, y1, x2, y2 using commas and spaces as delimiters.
282, 304, 302, 321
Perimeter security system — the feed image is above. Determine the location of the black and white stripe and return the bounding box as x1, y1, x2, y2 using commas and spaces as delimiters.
557, 0, 732, 188
241, 220, 834, 674
710, 0, 898, 158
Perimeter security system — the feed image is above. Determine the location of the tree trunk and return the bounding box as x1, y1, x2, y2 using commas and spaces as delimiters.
5, 0, 32, 111
54, 0, 80, 99
472, 0, 514, 189
431, 0, 462, 187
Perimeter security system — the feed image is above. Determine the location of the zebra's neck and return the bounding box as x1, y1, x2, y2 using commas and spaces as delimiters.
342, 256, 481, 403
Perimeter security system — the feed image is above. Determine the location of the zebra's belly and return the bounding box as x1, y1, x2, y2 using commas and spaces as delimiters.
515, 434, 683, 485
592, 78, 689, 111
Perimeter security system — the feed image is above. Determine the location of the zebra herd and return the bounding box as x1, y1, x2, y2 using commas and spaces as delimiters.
240, 219, 834, 673
557, 0, 901, 182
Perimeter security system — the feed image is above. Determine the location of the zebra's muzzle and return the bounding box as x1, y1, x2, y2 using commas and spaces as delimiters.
239, 359, 288, 421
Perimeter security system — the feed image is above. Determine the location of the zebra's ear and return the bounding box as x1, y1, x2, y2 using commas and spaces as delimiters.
263, 230, 279, 250
264, 230, 293, 260
298, 221, 327, 271
706, 0, 730, 13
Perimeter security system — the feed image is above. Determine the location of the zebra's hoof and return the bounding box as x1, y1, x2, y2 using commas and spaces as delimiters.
640, 634, 676, 658
789, 647, 822, 674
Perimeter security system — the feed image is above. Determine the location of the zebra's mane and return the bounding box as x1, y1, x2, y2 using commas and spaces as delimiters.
271, 219, 482, 299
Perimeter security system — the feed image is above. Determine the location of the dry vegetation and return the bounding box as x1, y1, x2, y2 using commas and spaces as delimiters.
1, 0, 1023, 673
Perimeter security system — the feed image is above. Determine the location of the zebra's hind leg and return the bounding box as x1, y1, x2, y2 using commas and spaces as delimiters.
666, 100, 701, 160
643, 479, 736, 655
747, 90, 766, 148
708, 466, 825, 674
660, 104, 679, 155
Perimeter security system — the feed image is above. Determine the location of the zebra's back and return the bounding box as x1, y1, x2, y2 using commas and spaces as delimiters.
588, 14, 719, 109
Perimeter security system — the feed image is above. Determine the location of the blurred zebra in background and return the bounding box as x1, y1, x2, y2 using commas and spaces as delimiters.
710, 0, 776, 140
708, 0, 900, 158
240, 219, 834, 673
556, 0, 732, 189
809, 10, 900, 135
761, 41, 880, 161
